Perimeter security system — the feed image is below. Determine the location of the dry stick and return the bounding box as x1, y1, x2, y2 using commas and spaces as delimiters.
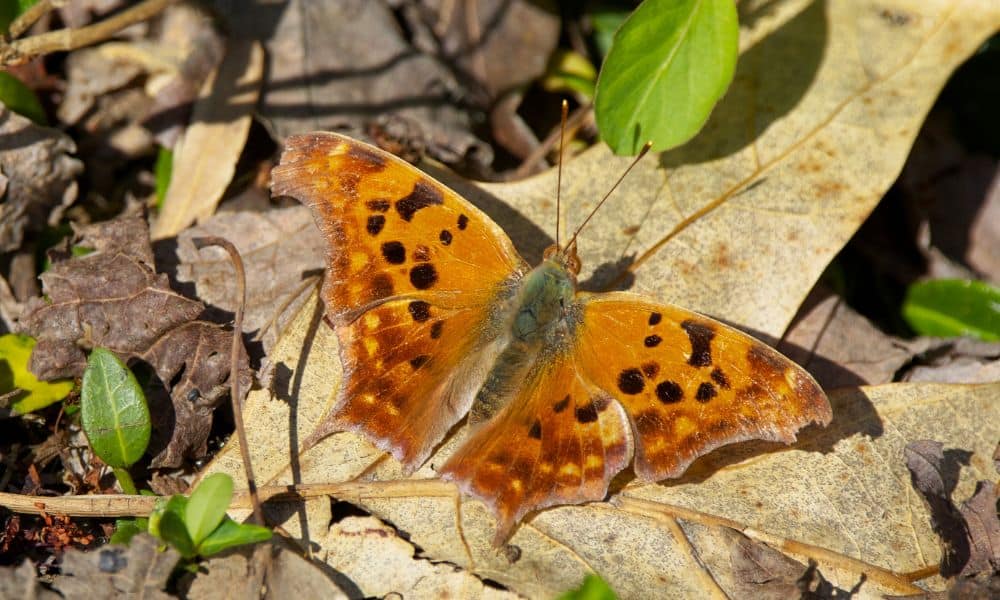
0, 0, 178, 66
191, 236, 264, 526
6, 0, 62, 40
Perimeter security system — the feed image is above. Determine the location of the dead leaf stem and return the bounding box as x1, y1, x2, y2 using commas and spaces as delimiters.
192, 236, 263, 526
1, 0, 178, 66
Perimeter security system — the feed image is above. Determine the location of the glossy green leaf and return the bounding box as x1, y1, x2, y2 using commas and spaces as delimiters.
156, 495, 196, 558
0, 334, 73, 414
197, 517, 272, 557
185, 473, 233, 546
557, 574, 618, 600
0, 71, 47, 125
594, 0, 738, 154
80, 348, 151, 468
902, 279, 1000, 341
154, 147, 173, 210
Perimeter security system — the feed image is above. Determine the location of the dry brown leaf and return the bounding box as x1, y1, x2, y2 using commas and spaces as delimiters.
18, 217, 248, 467
228, 0, 492, 166
150, 38, 263, 239
0, 106, 83, 253
203, 291, 999, 598
156, 206, 325, 352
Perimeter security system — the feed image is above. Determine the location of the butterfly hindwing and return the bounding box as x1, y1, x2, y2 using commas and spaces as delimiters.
574, 293, 832, 481
440, 350, 632, 542
272, 133, 528, 468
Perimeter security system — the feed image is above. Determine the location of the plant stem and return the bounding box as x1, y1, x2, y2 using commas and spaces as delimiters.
112, 467, 137, 495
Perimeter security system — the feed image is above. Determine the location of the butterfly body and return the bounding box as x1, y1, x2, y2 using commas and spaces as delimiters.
271, 132, 833, 544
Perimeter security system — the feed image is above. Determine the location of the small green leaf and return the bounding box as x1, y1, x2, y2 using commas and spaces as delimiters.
557, 574, 618, 600
0, 71, 47, 125
110, 517, 148, 546
80, 348, 151, 469
185, 473, 233, 546
594, 0, 739, 155
156, 496, 196, 558
197, 517, 271, 557
0, 334, 73, 414
542, 49, 597, 100
589, 3, 631, 59
902, 279, 1000, 341
154, 147, 173, 210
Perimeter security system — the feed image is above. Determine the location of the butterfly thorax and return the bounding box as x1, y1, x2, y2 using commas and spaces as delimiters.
511, 259, 576, 343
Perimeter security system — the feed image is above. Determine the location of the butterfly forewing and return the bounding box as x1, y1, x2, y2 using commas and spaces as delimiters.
272, 133, 527, 468
574, 293, 832, 481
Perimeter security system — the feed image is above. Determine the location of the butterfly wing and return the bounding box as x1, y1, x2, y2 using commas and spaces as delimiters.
440, 349, 633, 542
272, 133, 528, 468
573, 293, 832, 481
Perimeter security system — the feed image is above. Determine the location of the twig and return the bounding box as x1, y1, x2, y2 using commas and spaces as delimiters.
0, 0, 178, 66
191, 236, 264, 526
6, 0, 61, 40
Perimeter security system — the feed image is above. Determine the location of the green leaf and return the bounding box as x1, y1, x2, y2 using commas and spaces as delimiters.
0, 334, 73, 414
594, 0, 738, 155
902, 279, 1000, 341
557, 574, 618, 600
589, 3, 631, 59
109, 517, 148, 546
543, 49, 597, 100
0, 71, 47, 125
80, 348, 151, 469
185, 473, 233, 546
154, 147, 173, 210
156, 495, 196, 558
197, 517, 271, 557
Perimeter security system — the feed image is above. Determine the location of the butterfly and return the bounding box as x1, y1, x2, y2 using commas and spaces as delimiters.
271, 132, 832, 544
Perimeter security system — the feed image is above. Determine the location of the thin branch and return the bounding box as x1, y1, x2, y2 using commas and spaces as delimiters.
7, 0, 62, 40
0, 0, 178, 66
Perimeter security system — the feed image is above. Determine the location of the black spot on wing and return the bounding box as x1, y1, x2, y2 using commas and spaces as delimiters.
396, 181, 443, 221
409, 264, 438, 289
553, 395, 570, 413
617, 369, 645, 395
696, 382, 717, 402
644, 334, 662, 347
366, 199, 390, 212
648, 312, 662, 325
711, 368, 730, 389
366, 215, 385, 236
430, 320, 443, 339
529, 420, 542, 439
381, 241, 405, 264
656, 380, 683, 404
439, 229, 453, 245
681, 320, 715, 367
408, 300, 431, 322
457, 214, 469, 230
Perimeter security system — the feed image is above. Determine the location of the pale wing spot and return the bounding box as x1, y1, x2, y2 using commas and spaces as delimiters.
559, 464, 580, 478
360, 393, 376, 405
363, 313, 381, 329
509, 479, 523, 492
363, 338, 378, 356
385, 404, 400, 417
351, 252, 369, 270
783, 369, 797, 389
585, 455, 603, 470
674, 415, 696, 437
538, 462, 553, 474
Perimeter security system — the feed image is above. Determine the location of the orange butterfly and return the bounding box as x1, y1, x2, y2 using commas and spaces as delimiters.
271, 132, 832, 543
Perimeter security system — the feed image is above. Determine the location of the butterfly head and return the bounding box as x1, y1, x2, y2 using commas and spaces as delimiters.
542, 242, 581, 277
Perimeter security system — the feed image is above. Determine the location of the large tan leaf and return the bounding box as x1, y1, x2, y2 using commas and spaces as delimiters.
458, 0, 1000, 337
204, 292, 999, 598
151, 39, 263, 239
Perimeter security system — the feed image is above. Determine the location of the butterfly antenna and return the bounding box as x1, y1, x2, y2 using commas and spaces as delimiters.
555, 99, 568, 249
565, 141, 653, 251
